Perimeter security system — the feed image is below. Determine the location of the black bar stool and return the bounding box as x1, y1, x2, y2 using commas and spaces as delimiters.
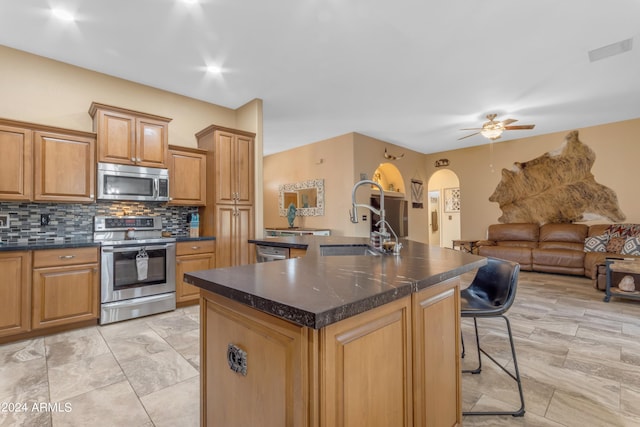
460, 257, 525, 417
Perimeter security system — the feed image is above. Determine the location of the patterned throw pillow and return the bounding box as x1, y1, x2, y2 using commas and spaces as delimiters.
584, 234, 608, 252
621, 236, 640, 256
606, 237, 626, 254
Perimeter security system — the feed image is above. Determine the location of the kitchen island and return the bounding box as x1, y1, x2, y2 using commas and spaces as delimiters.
184, 236, 485, 427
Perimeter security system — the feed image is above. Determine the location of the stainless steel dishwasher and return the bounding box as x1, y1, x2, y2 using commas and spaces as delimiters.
255, 245, 290, 262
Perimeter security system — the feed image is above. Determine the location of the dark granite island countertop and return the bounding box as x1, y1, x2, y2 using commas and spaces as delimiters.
184, 236, 485, 329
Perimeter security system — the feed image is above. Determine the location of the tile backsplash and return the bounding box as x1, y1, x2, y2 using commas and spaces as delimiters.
0, 201, 197, 244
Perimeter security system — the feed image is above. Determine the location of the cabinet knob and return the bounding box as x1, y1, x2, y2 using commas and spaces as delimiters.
192, 246, 200, 250
131, 157, 136, 161
59, 255, 75, 260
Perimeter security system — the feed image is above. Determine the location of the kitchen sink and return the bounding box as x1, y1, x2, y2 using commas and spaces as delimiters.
319, 245, 381, 256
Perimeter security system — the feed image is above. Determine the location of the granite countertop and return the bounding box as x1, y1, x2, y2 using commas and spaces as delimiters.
185, 236, 486, 329
0, 238, 100, 252
175, 235, 216, 243
0, 235, 215, 251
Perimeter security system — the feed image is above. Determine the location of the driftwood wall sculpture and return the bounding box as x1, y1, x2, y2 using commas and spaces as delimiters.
490, 130, 625, 225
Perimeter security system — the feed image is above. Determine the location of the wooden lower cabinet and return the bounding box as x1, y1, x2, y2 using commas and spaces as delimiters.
32, 247, 99, 329
176, 241, 215, 305
290, 248, 307, 258
200, 278, 462, 427
0, 251, 31, 338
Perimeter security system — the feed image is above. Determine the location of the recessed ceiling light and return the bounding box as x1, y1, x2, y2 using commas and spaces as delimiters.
52, 8, 75, 22
206, 65, 222, 75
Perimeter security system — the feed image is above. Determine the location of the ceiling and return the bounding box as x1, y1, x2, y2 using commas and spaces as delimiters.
1, 1, 639, 156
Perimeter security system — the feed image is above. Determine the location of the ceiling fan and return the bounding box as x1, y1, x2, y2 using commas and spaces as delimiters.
458, 114, 535, 141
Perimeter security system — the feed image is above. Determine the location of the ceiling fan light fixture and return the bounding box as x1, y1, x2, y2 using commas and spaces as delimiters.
480, 123, 504, 140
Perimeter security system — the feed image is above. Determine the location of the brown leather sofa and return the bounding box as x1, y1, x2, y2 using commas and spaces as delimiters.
477, 223, 640, 289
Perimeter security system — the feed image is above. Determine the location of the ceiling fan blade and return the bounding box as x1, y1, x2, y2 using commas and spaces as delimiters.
458, 132, 480, 140
501, 118, 518, 126
505, 124, 535, 130
459, 127, 483, 131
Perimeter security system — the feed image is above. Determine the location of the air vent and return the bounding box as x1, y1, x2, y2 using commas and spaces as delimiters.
588, 38, 633, 62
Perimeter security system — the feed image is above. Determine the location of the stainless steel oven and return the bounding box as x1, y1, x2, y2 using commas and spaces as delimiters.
95, 216, 176, 325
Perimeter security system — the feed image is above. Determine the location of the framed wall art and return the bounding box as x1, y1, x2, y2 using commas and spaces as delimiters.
444, 187, 460, 213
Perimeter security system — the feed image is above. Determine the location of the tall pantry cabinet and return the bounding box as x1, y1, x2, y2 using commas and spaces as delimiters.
196, 125, 255, 268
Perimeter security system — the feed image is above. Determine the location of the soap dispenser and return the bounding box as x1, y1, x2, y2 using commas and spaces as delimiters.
189, 213, 200, 237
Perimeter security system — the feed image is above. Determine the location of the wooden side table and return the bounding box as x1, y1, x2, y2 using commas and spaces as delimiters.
452, 240, 479, 254
604, 258, 640, 302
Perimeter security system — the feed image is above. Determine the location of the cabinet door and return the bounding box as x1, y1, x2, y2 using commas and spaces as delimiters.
169, 147, 206, 205
32, 263, 99, 329
234, 134, 254, 205
215, 205, 254, 268
96, 109, 136, 165
215, 131, 235, 204
235, 205, 255, 266
0, 252, 31, 338
412, 278, 461, 427
215, 205, 235, 268
321, 296, 413, 427
201, 291, 310, 427
0, 124, 32, 201
176, 252, 215, 304
33, 131, 96, 203
136, 117, 168, 168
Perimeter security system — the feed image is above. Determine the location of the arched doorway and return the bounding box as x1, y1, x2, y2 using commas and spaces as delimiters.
427, 169, 460, 248
371, 163, 405, 193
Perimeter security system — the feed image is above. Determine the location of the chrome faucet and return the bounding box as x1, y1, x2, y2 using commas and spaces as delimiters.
349, 180, 402, 254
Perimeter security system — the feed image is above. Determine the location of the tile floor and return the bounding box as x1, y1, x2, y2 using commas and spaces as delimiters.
0, 305, 200, 427
1, 271, 640, 426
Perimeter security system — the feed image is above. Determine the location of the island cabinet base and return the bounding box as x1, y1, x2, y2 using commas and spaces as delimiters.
200, 278, 461, 427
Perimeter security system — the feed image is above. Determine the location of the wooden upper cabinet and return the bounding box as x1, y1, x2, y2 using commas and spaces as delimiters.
0, 123, 33, 201
89, 102, 171, 168
33, 130, 96, 203
215, 130, 254, 205
168, 145, 207, 206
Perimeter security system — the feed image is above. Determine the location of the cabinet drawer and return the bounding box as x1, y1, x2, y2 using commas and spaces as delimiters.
33, 247, 99, 268
177, 240, 215, 256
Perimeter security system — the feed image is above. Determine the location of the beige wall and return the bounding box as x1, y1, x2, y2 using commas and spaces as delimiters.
0, 45, 252, 148
352, 133, 429, 242
424, 117, 640, 240
0, 45, 263, 235
264, 132, 431, 240
263, 133, 355, 235
264, 118, 640, 243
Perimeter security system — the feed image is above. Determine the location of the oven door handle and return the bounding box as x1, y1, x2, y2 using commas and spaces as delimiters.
102, 244, 173, 253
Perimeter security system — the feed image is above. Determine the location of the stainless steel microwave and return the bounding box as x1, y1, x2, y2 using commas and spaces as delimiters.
97, 162, 170, 202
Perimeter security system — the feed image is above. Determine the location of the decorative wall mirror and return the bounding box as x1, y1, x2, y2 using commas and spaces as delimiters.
279, 179, 325, 216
